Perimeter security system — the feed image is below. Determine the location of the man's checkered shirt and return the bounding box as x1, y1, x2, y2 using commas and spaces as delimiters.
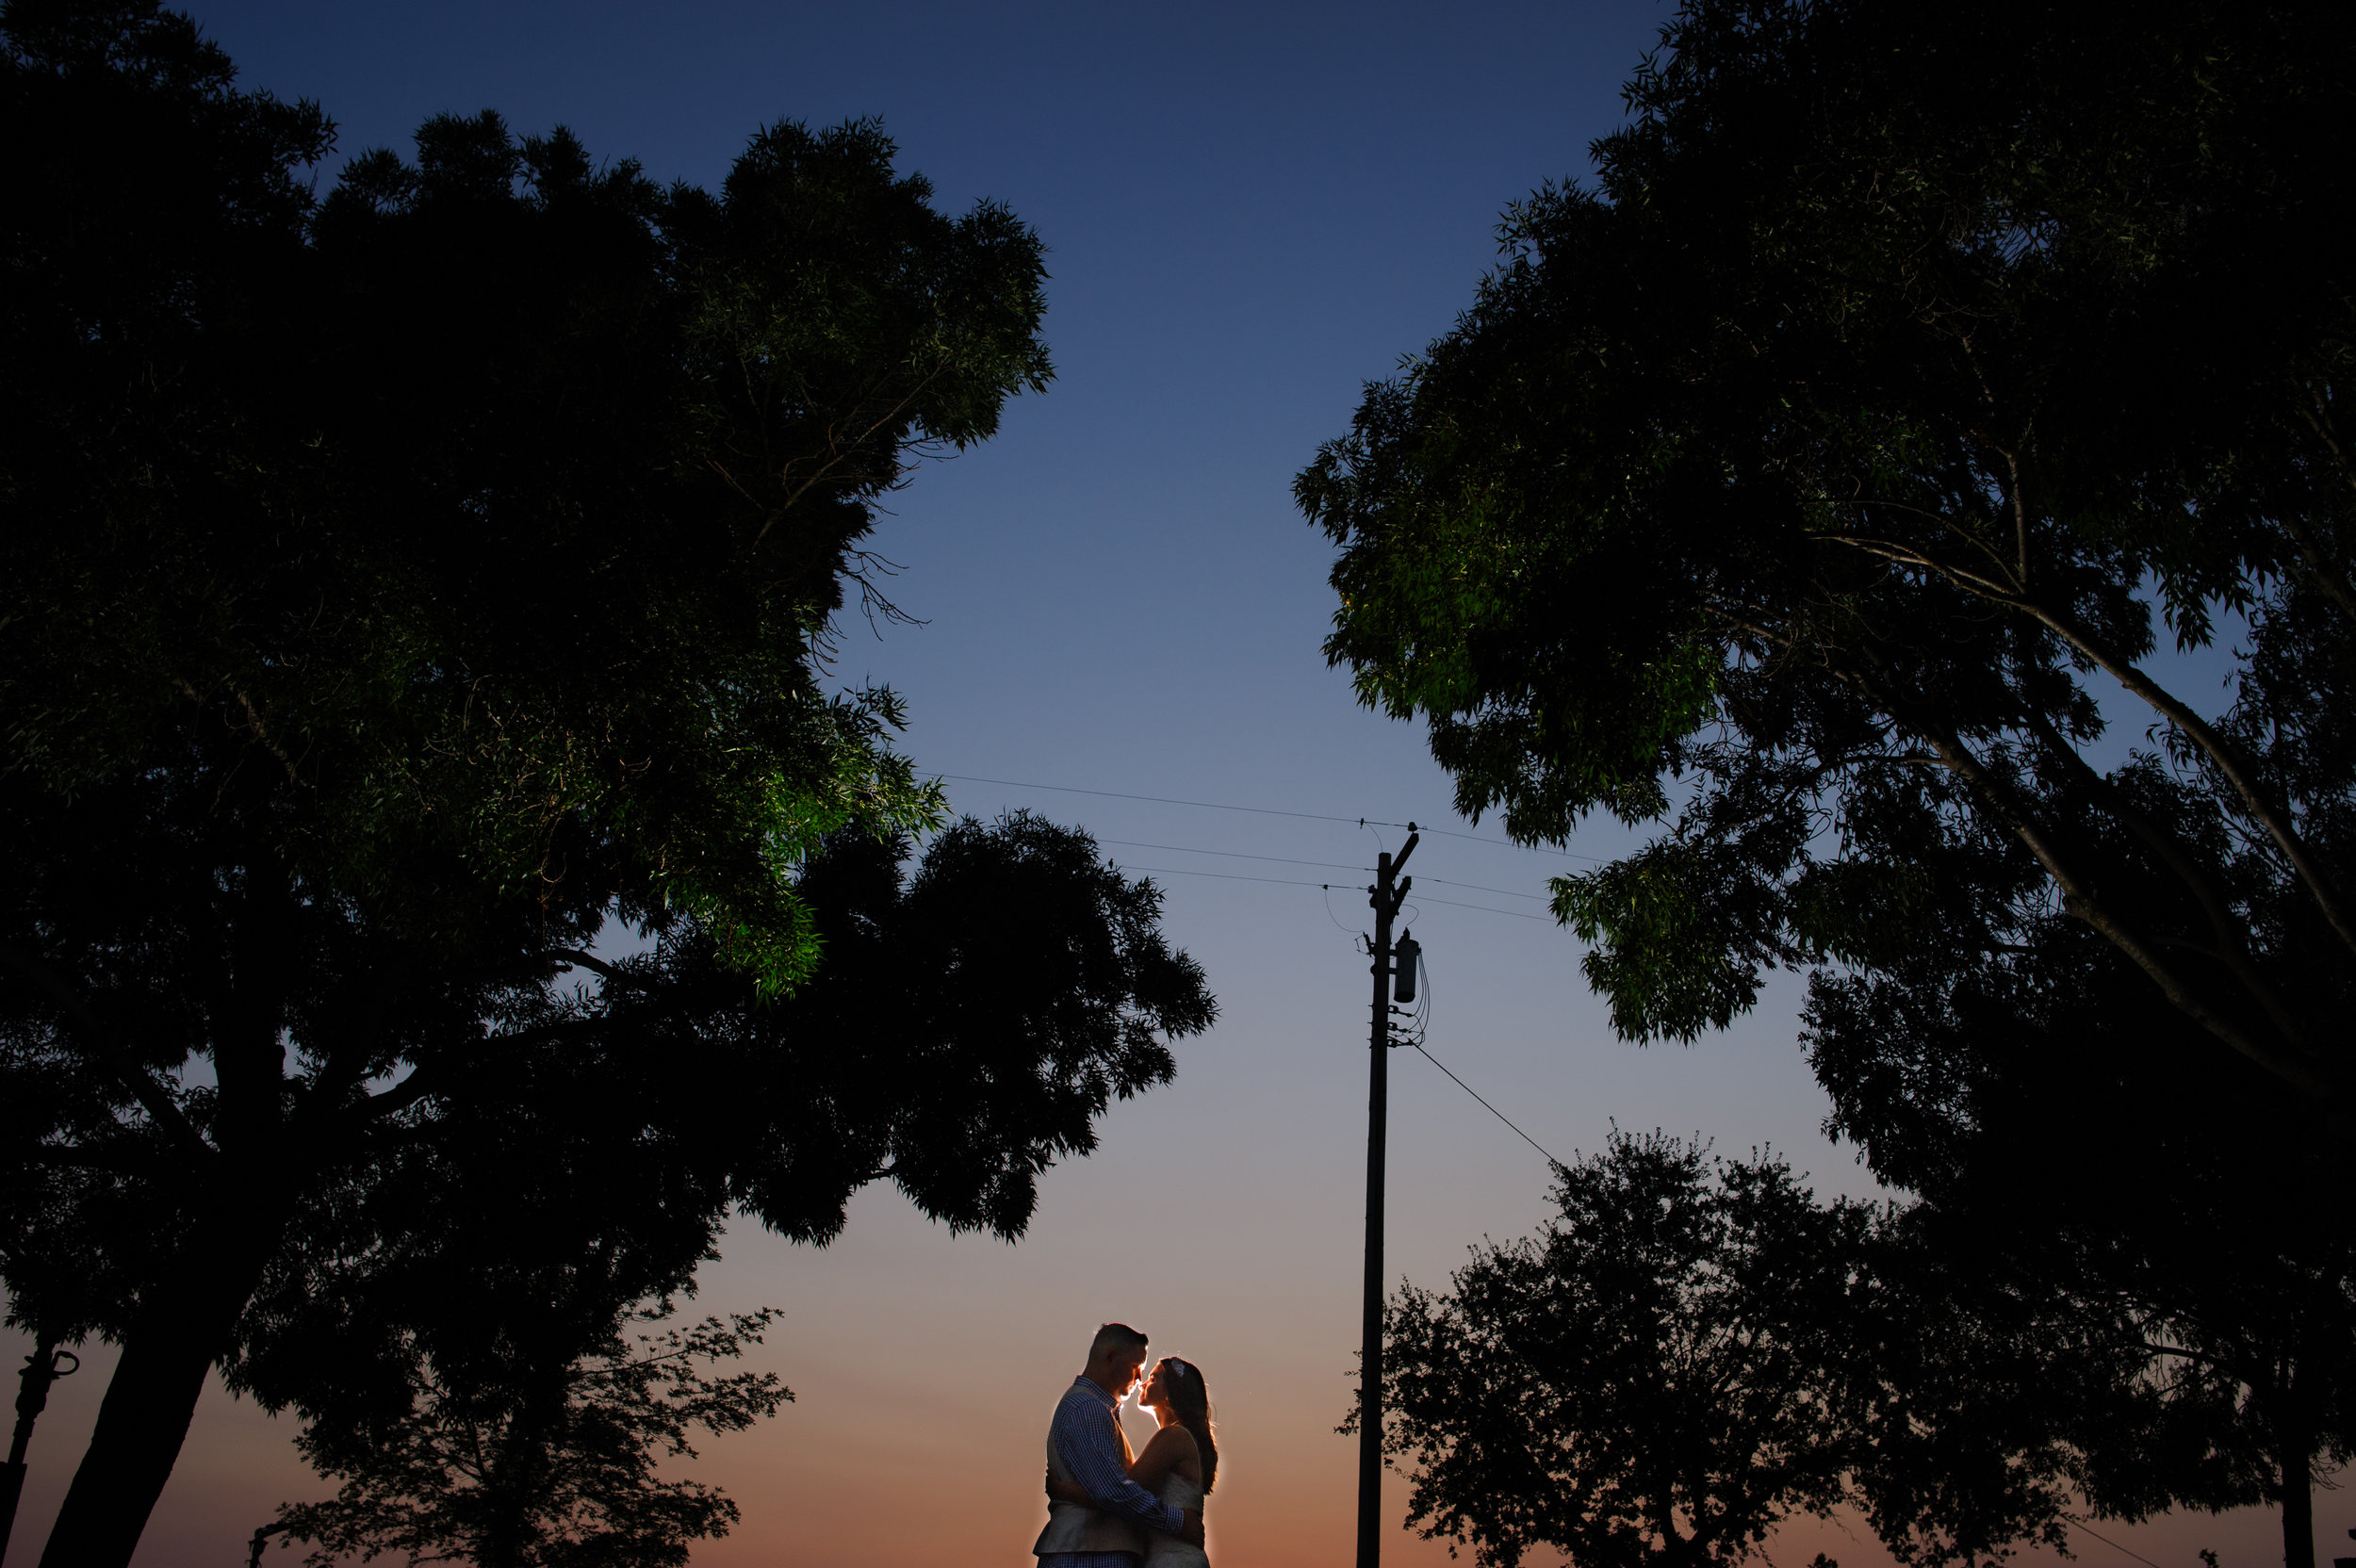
1038, 1374, 1183, 1567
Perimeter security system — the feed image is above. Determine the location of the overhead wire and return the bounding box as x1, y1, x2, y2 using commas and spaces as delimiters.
1422, 876, 1550, 902
944, 776, 1562, 921
944, 772, 1605, 862
1408, 894, 1552, 922
1361, 817, 1603, 862
1092, 837, 1551, 910
953, 772, 1577, 1166
1116, 865, 1334, 890
1393, 947, 1568, 1168
2061, 1520, 2170, 1568
1098, 838, 1370, 874
943, 773, 1383, 826
1412, 1039, 1567, 1165
1113, 863, 1551, 922
1096, 835, 1553, 915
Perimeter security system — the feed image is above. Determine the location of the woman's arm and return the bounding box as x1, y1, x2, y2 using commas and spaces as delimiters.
1045, 1469, 1090, 1505
1128, 1426, 1198, 1491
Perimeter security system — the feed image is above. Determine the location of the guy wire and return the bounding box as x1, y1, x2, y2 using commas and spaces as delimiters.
1397, 947, 1566, 1168
1412, 1040, 1566, 1168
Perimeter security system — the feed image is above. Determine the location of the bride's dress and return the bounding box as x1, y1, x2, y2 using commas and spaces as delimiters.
1144, 1468, 1209, 1568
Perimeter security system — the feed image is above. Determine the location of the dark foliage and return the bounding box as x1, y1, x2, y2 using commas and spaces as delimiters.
1377, 1132, 2350, 1568
0, 6, 1206, 1565
274, 1303, 789, 1568
1374, 1135, 1873, 1568
1300, 1, 2356, 1561
1297, 0, 2356, 1116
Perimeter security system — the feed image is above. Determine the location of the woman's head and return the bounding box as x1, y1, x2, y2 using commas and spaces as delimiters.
1143, 1356, 1218, 1492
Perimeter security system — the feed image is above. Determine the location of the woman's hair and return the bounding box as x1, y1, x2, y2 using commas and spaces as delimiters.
1153, 1357, 1218, 1493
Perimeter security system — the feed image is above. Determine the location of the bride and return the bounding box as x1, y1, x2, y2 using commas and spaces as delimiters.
1049, 1355, 1217, 1566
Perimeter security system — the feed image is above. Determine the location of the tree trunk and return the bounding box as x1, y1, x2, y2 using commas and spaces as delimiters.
37, 866, 303, 1568
2281, 1440, 2315, 1568
35, 1200, 284, 1568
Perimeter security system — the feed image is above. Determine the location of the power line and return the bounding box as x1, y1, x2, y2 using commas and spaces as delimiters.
1099, 838, 1371, 874
943, 774, 1379, 826
1114, 865, 1551, 922
944, 773, 1605, 862
1095, 838, 1553, 905
1387, 952, 1562, 1169
2063, 1519, 2171, 1568
1409, 1041, 1566, 1168
1405, 894, 1554, 922
1366, 818, 1602, 862
1091, 833, 1547, 903
1116, 864, 1334, 890
1422, 876, 1550, 902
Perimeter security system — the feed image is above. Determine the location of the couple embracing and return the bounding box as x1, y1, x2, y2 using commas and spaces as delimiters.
1035, 1322, 1218, 1568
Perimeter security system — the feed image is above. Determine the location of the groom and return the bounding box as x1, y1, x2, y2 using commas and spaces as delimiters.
1036, 1322, 1205, 1566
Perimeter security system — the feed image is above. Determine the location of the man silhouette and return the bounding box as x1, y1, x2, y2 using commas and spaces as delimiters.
1035, 1322, 1205, 1567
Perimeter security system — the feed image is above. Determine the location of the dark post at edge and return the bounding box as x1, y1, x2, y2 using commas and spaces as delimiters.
1358, 830, 1415, 1568
2, 1340, 78, 1560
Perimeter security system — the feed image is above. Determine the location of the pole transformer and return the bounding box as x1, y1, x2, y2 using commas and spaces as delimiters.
1356, 826, 1417, 1568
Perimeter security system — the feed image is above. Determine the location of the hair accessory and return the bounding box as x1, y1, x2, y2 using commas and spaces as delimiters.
1167, 1359, 1188, 1380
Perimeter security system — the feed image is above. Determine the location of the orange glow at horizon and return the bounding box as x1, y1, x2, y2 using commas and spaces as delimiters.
3, 1160, 2341, 1568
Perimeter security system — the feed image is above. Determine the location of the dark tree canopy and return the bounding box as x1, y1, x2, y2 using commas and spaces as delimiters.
0, 7, 1210, 1567
1376, 1135, 1873, 1568
227, 815, 1208, 1566
278, 1301, 790, 1568
1379, 1134, 2351, 1568
1301, 3, 2356, 1562
1297, 0, 2356, 1119
1808, 908, 2356, 1568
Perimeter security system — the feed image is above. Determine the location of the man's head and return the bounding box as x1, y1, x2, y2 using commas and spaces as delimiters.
1083, 1321, 1151, 1399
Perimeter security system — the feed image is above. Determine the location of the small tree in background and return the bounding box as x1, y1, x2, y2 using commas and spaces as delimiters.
1373, 1134, 1875, 1568
275, 1308, 786, 1568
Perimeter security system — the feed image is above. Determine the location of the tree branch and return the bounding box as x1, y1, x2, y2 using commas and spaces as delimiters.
2289, 386, 2356, 626
349, 1015, 605, 1127
2018, 707, 2313, 1052
2003, 594, 2356, 959
1840, 667, 2342, 1109
1818, 521, 2356, 959
546, 948, 622, 983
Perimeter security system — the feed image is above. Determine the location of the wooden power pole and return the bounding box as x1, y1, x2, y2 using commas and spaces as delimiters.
1, 1340, 77, 1563
1357, 827, 1417, 1568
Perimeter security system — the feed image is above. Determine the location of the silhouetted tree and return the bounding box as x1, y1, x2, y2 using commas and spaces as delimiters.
0, 6, 1211, 1566
1809, 919, 2356, 1568
274, 1304, 787, 1568
1370, 1131, 2348, 1568
1300, 6, 2356, 1560
1296, 0, 2356, 1121
235, 812, 1219, 1561
1372, 1135, 1876, 1568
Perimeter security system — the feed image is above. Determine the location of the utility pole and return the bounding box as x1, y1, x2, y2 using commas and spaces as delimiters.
1357, 826, 1417, 1568
1, 1339, 78, 1560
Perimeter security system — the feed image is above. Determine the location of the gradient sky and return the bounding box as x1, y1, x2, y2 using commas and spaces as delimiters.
2, 4, 2337, 1566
